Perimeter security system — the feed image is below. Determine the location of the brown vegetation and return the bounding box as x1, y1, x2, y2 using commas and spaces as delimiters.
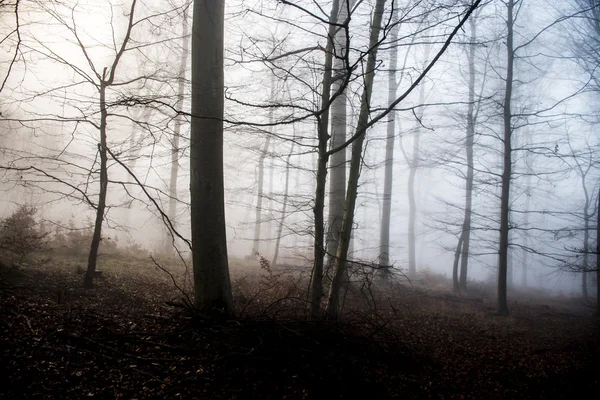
1, 255, 598, 399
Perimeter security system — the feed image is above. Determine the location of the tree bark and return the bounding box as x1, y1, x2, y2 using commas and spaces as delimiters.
497, 0, 514, 316
84, 76, 109, 289
596, 185, 600, 313
452, 231, 464, 292
379, 5, 399, 272
308, 0, 340, 320
458, 15, 477, 292
326, 0, 352, 272
326, 0, 387, 319
190, 0, 232, 313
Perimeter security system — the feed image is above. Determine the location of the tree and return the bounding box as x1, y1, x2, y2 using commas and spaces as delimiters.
326, 0, 387, 318
326, 0, 354, 273
326, 0, 483, 318
190, 0, 233, 313
452, 13, 479, 292
497, 0, 516, 315
308, 0, 341, 319
0, 0, 20, 94
83, 0, 139, 289
166, 3, 190, 254
400, 74, 428, 279
379, 4, 399, 272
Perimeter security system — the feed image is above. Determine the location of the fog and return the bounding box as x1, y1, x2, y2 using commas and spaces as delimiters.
1, 0, 597, 298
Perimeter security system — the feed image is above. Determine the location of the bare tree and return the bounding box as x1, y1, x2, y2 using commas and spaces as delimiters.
452, 13, 479, 292
496, 0, 516, 315
326, 0, 387, 319
165, 3, 190, 254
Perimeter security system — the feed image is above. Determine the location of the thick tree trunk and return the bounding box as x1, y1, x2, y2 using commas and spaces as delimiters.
165, 6, 190, 254
379, 6, 399, 272
596, 186, 600, 313
84, 78, 109, 289
452, 231, 464, 292
190, 0, 232, 313
458, 16, 477, 292
497, 0, 514, 316
308, 0, 340, 320
326, 0, 386, 319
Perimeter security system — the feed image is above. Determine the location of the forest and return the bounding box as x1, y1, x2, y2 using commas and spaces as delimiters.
0, 0, 599, 398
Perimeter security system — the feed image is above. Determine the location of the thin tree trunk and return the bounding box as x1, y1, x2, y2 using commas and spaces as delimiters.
497, 0, 514, 316
379, 5, 399, 272
84, 1, 137, 288
190, 0, 232, 313
252, 77, 275, 255
326, 0, 387, 319
253, 135, 270, 254
309, 0, 340, 320
522, 149, 531, 287
583, 211, 589, 299
581, 171, 591, 299
407, 82, 425, 278
165, 6, 190, 254
84, 76, 109, 289
458, 16, 477, 291
272, 126, 295, 268
268, 151, 274, 254
326, 0, 352, 272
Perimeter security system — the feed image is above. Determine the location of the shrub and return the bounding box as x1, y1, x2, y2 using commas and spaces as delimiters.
0, 205, 46, 267
49, 219, 117, 257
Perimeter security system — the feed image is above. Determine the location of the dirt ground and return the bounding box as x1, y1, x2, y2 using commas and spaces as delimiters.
1, 256, 598, 399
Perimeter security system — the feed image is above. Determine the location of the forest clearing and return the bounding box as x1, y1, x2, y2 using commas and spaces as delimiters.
1, 255, 598, 399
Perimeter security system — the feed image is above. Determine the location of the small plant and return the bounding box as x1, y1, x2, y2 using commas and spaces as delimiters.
0, 205, 46, 267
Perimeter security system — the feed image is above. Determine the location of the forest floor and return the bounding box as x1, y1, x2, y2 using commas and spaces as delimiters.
1, 254, 599, 399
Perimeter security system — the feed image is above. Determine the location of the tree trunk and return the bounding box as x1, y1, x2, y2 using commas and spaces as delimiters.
190, 0, 232, 313
452, 231, 464, 292
582, 213, 589, 299
165, 5, 190, 254
458, 16, 477, 292
596, 186, 600, 313
326, 0, 386, 319
252, 77, 276, 255
407, 82, 425, 278
252, 135, 271, 254
379, 5, 399, 272
308, 0, 340, 320
84, 76, 109, 289
522, 163, 531, 287
272, 126, 295, 268
326, 0, 352, 272
497, 0, 514, 316
582, 172, 591, 299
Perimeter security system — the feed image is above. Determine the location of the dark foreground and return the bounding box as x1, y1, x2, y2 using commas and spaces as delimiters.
1, 260, 599, 399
